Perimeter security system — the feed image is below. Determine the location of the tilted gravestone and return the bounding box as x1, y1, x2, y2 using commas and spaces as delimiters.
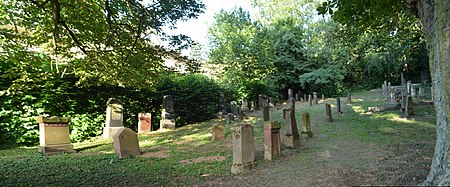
212, 123, 226, 141
231, 124, 255, 174
301, 112, 313, 138
113, 128, 140, 158
104, 98, 124, 139
160, 95, 176, 129
138, 113, 151, 133
36, 116, 75, 155
284, 108, 299, 148
264, 121, 281, 161
325, 104, 333, 122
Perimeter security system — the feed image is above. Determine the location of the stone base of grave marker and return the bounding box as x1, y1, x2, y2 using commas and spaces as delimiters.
37, 116, 75, 155
113, 128, 140, 158
212, 123, 226, 141
231, 124, 255, 174
264, 121, 281, 161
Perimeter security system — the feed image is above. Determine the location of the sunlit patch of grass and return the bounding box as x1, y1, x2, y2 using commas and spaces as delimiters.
351, 105, 366, 113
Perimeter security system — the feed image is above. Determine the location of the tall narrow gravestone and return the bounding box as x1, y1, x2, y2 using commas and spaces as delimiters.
288, 89, 294, 100
241, 97, 249, 116
138, 113, 151, 133
347, 93, 352, 104
301, 112, 313, 138
104, 98, 124, 139
36, 116, 75, 154
406, 96, 414, 117
264, 121, 281, 161
325, 104, 333, 122
231, 124, 255, 174
160, 95, 176, 129
322, 94, 325, 101
284, 109, 300, 148
313, 92, 318, 105
336, 98, 342, 113
309, 95, 312, 106
113, 128, 140, 158
212, 123, 226, 141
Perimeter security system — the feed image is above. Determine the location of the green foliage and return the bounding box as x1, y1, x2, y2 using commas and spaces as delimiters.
70, 114, 105, 143
299, 65, 345, 96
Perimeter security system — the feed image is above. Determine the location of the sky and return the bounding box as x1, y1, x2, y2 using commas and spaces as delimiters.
163, 0, 257, 48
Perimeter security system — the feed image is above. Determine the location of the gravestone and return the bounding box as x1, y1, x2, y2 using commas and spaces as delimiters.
284, 108, 299, 148
113, 128, 140, 158
309, 95, 312, 106
231, 124, 255, 174
347, 93, 352, 104
322, 94, 325, 101
230, 101, 239, 117
104, 98, 124, 139
258, 94, 269, 110
301, 112, 313, 138
288, 98, 295, 110
304, 94, 307, 102
407, 80, 412, 94
401, 72, 406, 85
264, 121, 281, 161
282, 109, 287, 119
406, 96, 414, 117
325, 104, 333, 122
288, 89, 294, 100
295, 93, 299, 101
138, 113, 151, 133
263, 106, 270, 121
227, 113, 235, 123
212, 123, 226, 141
241, 97, 249, 115
219, 93, 227, 116
160, 95, 176, 129
336, 98, 342, 113
36, 116, 75, 154
313, 92, 318, 105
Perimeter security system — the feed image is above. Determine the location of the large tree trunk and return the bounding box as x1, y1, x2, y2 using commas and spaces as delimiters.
415, 0, 450, 185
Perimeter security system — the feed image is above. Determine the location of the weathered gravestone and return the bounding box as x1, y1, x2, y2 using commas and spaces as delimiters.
263, 106, 270, 121
288, 89, 294, 100
160, 95, 176, 129
138, 113, 151, 133
104, 98, 124, 139
407, 80, 412, 95
406, 96, 414, 117
36, 116, 75, 154
401, 72, 406, 85
336, 98, 342, 113
241, 97, 249, 116
313, 92, 318, 105
284, 108, 300, 148
219, 93, 227, 116
227, 113, 235, 123
264, 121, 281, 161
303, 94, 307, 102
301, 112, 313, 138
231, 124, 255, 174
230, 101, 239, 117
113, 128, 140, 158
309, 95, 312, 106
347, 93, 352, 104
258, 94, 269, 110
325, 104, 333, 122
322, 94, 325, 101
212, 123, 226, 141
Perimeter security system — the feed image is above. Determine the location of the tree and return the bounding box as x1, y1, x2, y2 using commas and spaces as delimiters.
0, 0, 205, 90
319, 0, 449, 185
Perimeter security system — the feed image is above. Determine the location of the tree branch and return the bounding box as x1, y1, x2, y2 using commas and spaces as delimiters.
59, 21, 88, 55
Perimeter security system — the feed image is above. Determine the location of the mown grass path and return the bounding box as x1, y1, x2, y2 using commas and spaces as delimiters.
0, 90, 436, 186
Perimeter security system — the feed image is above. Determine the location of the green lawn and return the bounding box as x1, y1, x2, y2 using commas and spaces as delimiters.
0, 90, 438, 186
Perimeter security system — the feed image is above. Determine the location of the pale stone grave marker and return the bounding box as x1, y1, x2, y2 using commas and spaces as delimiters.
301, 112, 313, 138
284, 108, 299, 148
212, 123, 226, 141
104, 98, 124, 139
113, 128, 140, 158
36, 116, 75, 155
231, 124, 255, 174
313, 92, 318, 105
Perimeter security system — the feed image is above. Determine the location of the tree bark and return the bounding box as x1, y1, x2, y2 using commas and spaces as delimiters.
415, 0, 450, 185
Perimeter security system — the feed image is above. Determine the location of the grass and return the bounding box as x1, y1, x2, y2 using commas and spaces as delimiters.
0, 89, 438, 186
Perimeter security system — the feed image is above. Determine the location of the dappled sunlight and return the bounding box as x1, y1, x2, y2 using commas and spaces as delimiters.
388, 116, 418, 124
139, 139, 158, 147
351, 105, 366, 114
